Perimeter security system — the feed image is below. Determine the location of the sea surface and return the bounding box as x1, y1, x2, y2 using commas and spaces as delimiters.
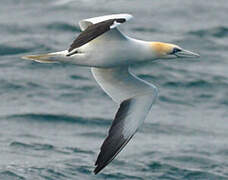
0, 0, 228, 179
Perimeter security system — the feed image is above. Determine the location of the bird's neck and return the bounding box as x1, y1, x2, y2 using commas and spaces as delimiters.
127, 37, 160, 62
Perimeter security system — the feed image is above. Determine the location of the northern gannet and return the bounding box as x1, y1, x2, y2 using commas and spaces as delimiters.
22, 14, 200, 174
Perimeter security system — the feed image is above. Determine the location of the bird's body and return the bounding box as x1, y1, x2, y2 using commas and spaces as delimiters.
33, 31, 156, 68
22, 14, 199, 174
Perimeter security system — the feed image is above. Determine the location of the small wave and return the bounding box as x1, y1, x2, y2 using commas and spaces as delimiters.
7, 113, 110, 126
142, 123, 212, 137
18, 134, 41, 139
163, 79, 212, 89
1, 23, 29, 34
220, 99, 228, 106
10, 141, 33, 149
76, 166, 91, 174
0, 80, 45, 94
196, 94, 213, 99
64, 147, 94, 154
43, 168, 68, 179
70, 75, 88, 80
0, 79, 24, 91
184, 170, 227, 180
216, 149, 228, 156
0, 45, 31, 56
80, 132, 104, 138
54, 0, 76, 6
132, 27, 157, 33
0, 170, 25, 180
45, 22, 81, 32
159, 95, 193, 106
189, 26, 228, 38
163, 155, 216, 168
76, 85, 95, 92
145, 161, 227, 179
10, 141, 54, 151
102, 173, 143, 180
145, 161, 170, 171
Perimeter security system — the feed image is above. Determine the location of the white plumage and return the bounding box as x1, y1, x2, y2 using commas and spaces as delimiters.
22, 13, 199, 174
79, 14, 133, 30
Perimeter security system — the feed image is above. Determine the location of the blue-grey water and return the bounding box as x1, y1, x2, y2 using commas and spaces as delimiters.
1, 0, 228, 179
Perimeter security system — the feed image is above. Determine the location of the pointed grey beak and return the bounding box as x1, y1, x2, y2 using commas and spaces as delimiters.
176, 49, 200, 58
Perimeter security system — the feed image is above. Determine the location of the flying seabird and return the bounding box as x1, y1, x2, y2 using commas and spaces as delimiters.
22, 14, 200, 174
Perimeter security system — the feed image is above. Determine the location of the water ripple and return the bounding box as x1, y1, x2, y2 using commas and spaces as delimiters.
101, 172, 143, 180
163, 79, 213, 89
44, 22, 81, 32
1, 24, 29, 34
189, 26, 228, 38
64, 147, 94, 155
145, 161, 227, 180
0, 170, 25, 180
10, 141, 54, 151
70, 74, 89, 80
0, 45, 31, 56
6, 113, 110, 126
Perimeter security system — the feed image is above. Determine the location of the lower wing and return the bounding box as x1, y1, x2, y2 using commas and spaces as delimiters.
91, 67, 158, 174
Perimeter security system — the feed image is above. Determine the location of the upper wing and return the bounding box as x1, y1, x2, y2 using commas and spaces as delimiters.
67, 14, 132, 54
79, 14, 133, 31
91, 67, 158, 174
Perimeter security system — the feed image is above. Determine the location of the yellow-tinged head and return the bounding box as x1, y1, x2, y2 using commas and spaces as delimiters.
150, 42, 200, 59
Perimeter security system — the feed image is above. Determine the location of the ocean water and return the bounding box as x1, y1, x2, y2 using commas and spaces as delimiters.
1, 0, 228, 179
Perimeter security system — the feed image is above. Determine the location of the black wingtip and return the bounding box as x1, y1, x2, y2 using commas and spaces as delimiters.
93, 99, 134, 175
94, 153, 108, 174
116, 18, 126, 23
94, 165, 104, 175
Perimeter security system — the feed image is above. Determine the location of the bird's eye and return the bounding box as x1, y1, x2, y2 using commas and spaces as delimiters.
171, 48, 181, 54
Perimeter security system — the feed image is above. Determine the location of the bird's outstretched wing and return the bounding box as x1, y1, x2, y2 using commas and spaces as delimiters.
91, 67, 158, 174
68, 14, 132, 54
78, 13, 133, 31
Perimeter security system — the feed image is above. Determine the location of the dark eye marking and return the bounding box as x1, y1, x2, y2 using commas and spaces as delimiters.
171, 48, 181, 54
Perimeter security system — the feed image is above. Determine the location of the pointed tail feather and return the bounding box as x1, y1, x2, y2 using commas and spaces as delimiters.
21, 50, 68, 63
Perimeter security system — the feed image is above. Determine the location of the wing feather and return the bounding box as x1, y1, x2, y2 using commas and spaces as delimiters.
79, 14, 133, 31
67, 14, 133, 54
92, 67, 158, 174
94, 95, 154, 174
68, 18, 125, 52
94, 99, 134, 174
